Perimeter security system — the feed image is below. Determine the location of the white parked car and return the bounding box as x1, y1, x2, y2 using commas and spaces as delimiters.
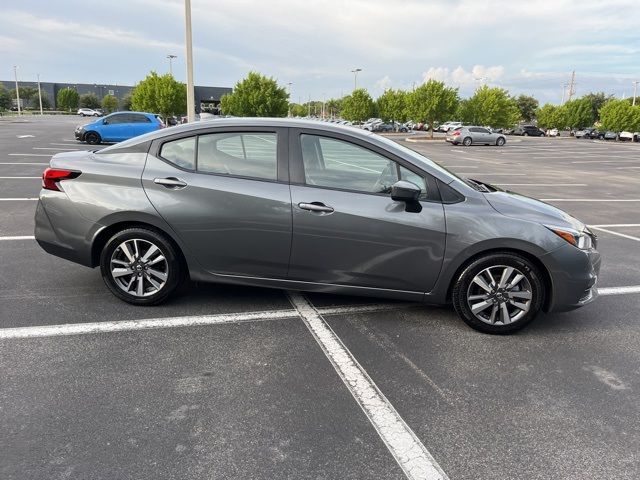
619, 131, 634, 141
438, 121, 462, 132
77, 108, 102, 117
546, 128, 559, 137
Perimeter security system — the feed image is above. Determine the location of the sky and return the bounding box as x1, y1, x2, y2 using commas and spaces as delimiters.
2, 0, 640, 104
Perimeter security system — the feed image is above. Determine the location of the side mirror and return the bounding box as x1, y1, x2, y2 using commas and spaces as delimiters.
102, 119, 109, 125
391, 180, 421, 202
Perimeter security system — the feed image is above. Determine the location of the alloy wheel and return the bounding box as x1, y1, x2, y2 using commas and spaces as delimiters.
110, 238, 168, 297
466, 265, 533, 325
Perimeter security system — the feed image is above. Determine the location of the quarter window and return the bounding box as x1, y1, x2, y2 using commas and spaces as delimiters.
300, 135, 398, 194
160, 137, 196, 169
399, 165, 427, 193
197, 132, 277, 180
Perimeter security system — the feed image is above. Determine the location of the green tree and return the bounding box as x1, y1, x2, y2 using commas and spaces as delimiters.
406, 80, 459, 137
515, 94, 539, 122
536, 103, 567, 130
582, 92, 614, 122
459, 85, 520, 128
341, 88, 375, 122
563, 97, 594, 129
28, 91, 51, 110
101, 94, 119, 113
79, 93, 101, 109
376, 88, 408, 122
57, 88, 79, 112
120, 93, 132, 111
131, 71, 187, 119
10, 87, 39, 108
325, 98, 343, 118
289, 103, 307, 117
599, 99, 640, 132
0, 84, 13, 110
219, 71, 288, 117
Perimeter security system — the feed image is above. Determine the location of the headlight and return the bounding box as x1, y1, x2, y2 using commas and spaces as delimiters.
546, 225, 595, 250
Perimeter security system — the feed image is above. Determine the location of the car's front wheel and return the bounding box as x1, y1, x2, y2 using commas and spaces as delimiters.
496, 137, 505, 146
452, 252, 545, 334
100, 227, 185, 305
84, 131, 101, 145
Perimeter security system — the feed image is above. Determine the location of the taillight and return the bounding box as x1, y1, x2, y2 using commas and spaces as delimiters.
42, 168, 81, 191
452, 130, 461, 136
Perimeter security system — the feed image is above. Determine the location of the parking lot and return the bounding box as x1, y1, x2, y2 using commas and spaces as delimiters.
1, 115, 639, 480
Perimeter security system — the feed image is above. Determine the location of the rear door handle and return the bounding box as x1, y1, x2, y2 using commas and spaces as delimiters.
154, 177, 188, 189
298, 202, 335, 213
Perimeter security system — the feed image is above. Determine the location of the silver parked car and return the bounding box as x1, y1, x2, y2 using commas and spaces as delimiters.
35, 118, 600, 333
446, 126, 506, 146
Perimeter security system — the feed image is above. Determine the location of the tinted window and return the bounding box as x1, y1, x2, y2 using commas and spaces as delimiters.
160, 136, 196, 169
469, 127, 481, 133
399, 165, 427, 194
197, 132, 277, 180
478, 128, 491, 134
127, 114, 151, 123
105, 114, 128, 125
300, 135, 398, 194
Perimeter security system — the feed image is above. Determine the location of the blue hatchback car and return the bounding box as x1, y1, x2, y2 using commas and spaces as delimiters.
75, 111, 164, 144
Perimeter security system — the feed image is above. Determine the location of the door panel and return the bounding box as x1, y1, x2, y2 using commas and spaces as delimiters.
142, 154, 292, 279
289, 187, 445, 293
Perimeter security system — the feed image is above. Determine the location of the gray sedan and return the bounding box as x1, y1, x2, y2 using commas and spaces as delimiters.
446, 126, 506, 146
35, 118, 599, 334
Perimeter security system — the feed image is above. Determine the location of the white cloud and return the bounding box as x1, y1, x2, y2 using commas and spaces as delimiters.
375, 75, 393, 91
422, 65, 505, 86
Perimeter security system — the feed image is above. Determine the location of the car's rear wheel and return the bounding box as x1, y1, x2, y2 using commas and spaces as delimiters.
463, 136, 472, 146
100, 228, 184, 305
452, 252, 545, 334
496, 137, 505, 146
84, 131, 101, 145
523, 132, 529, 137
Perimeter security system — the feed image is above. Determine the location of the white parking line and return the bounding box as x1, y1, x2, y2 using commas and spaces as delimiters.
8, 153, 52, 157
50, 143, 82, 146
0, 236, 35, 241
591, 224, 640, 228
590, 227, 640, 242
599, 286, 640, 295
33, 147, 82, 151
494, 183, 588, 187
287, 292, 448, 480
0, 310, 300, 339
0, 198, 38, 201
540, 199, 640, 202
0, 162, 48, 165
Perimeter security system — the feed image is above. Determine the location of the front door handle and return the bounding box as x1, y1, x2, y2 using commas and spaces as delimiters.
154, 177, 188, 189
298, 202, 334, 213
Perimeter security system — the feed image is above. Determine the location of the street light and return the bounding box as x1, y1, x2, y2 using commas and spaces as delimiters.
167, 54, 177, 76
633, 80, 639, 107
351, 68, 362, 91
286, 82, 293, 117
37, 74, 43, 115
183, 0, 195, 122
13, 66, 21, 115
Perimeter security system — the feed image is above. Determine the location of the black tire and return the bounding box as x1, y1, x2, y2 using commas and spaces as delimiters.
80, 113, 85, 117
84, 131, 101, 145
452, 252, 545, 334
496, 137, 505, 146
462, 136, 472, 146
100, 227, 185, 306
523, 132, 529, 137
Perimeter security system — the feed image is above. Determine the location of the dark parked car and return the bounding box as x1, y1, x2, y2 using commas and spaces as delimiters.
75, 111, 164, 144
575, 128, 601, 139
512, 125, 545, 137
602, 131, 618, 140
36, 118, 600, 334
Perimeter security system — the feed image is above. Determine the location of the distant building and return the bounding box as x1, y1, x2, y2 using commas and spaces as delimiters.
1, 80, 232, 113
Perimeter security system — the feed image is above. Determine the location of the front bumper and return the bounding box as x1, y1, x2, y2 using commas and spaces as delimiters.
542, 243, 601, 312
74, 127, 85, 141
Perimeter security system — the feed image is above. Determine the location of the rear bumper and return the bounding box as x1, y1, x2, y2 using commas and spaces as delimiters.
34, 194, 94, 267
542, 243, 601, 312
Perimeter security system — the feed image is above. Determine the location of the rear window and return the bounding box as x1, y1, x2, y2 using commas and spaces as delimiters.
160, 137, 196, 169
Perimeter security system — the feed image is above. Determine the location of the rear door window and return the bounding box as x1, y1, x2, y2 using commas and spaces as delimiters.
160, 137, 196, 170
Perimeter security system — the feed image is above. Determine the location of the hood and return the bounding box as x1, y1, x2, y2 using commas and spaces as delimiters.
483, 191, 586, 230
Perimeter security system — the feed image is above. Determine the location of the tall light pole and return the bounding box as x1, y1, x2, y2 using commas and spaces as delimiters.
13, 66, 21, 115
632, 80, 639, 106
37, 74, 43, 115
286, 82, 293, 117
167, 54, 177, 76
184, 0, 195, 122
351, 68, 362, 91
